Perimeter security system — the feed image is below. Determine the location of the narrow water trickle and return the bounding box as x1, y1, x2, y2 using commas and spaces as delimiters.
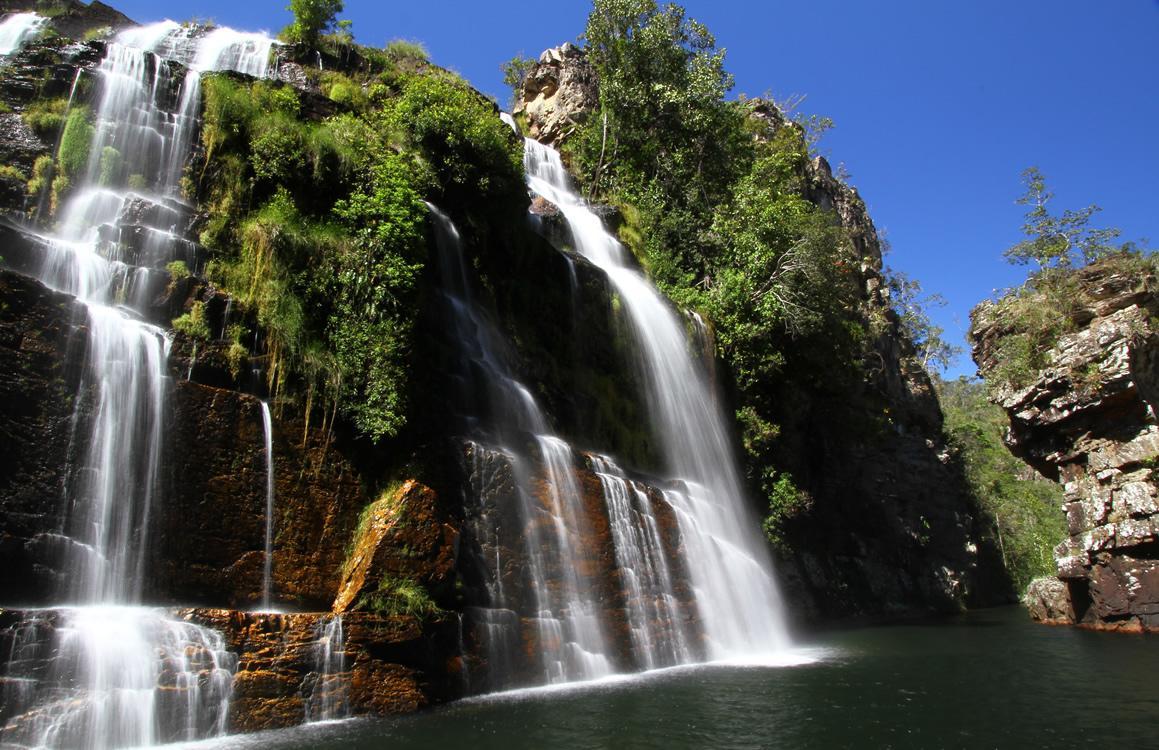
0, 20, 277, 749
260, 401, 276, 611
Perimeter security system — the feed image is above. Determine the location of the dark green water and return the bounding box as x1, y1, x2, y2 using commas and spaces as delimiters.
190, 607, 1157, 749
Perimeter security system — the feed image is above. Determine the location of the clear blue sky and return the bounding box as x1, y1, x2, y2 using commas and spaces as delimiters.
107, 0, 1159, 378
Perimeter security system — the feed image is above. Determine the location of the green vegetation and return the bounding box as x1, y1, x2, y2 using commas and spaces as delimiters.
282, 0, 344, 49
57, 106, 92, 179
383, 39, 429, 63
500, 53, 535, 108
761, 471, 813, 552
166, 259, 190, 283
21, 97, 67, 139
886, 268, 959, 373
357, 574, 442, 618
567, 0, 872, 515
172, 300, 211, 340
939, 377, 1065, 591
193, 44, 520, 443
1005, 167, 1133, 269
976, 170, 1154, 394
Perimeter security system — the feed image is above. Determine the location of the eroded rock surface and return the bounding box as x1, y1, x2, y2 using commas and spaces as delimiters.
513, 43, 597, 147
972, 258, 1159, 631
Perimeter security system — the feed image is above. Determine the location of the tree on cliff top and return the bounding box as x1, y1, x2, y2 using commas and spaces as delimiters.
1004, 166, 1128, 269
283, 0, 344, 50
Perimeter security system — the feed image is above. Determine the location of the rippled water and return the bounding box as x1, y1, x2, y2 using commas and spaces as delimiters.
176, 607, 1158, 749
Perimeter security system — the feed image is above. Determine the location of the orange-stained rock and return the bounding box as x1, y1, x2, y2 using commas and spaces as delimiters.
181, 608, 462, 732
333, 479, 459, 615
152, 382, 370, 610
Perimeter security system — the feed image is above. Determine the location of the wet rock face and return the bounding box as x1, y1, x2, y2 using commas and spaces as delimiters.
183, 610, 462, 731
156, 380, 369, 611
0, 270, 87, 604
972, 259, 1159, 631
514, 42, 598, 147
455, 440, 701, 690
0, 607, 462, 735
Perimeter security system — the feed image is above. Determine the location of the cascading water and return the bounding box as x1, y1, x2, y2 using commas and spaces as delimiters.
304, 616, 350, 723
427, 204, 613, 686
590, 455, 694, 669
0, 12, 45, 55
260, 401, 276, 611
0, 21, 276, 749
521, 136, 793, 659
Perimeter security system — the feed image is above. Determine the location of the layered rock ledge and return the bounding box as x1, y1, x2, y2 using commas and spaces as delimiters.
971, 257, 1159, 631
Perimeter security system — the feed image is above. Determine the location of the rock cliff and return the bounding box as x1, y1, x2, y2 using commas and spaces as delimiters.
971, 256, 1159, 631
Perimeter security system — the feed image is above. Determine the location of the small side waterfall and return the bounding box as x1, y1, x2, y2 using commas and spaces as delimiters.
260, 401, 276, 611
521, 137, 793, 659
0, 21, 277, 748
304, 616, 349, 723
0, 12, 45, 55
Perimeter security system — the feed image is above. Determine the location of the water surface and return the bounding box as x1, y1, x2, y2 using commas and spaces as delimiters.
180, 607, 1157, 749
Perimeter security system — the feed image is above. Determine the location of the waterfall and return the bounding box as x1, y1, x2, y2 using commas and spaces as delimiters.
0, 12, 45, 55
590, 455, 694, 669
304, 616, 349, 723
521, 137, 793, 659
427, 205, 613, 686
260, 401, 276, 611
0, 21, 277, 748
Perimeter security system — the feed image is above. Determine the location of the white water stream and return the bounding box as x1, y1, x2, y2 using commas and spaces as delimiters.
0, 12, 45, 55
260, 401, 276, 611
1, 22, 275, 749
522, 137, 793, 659
428, 204, 613, 685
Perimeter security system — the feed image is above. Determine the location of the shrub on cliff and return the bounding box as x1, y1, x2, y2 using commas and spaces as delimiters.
195, 57, 516, 444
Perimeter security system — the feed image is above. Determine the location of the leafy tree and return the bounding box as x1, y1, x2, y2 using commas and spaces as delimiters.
283, 0, 344, 49
885, 267, 960, 373
1004, 166, 1126, 269
500, 54, 536, 109
578, 0, 747, 229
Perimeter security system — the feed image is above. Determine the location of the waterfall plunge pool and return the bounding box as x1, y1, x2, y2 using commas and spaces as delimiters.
166, 607, 1158, 749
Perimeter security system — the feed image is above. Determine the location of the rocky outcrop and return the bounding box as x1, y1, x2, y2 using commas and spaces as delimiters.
513, 42, 598, 147
333, 479, 459, 615
971, 256, 1159, 631
184, 609, 461, 731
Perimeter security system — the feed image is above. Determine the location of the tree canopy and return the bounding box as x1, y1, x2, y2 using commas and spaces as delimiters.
283, 0, 344, 49
1004, 166, 1128, 269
